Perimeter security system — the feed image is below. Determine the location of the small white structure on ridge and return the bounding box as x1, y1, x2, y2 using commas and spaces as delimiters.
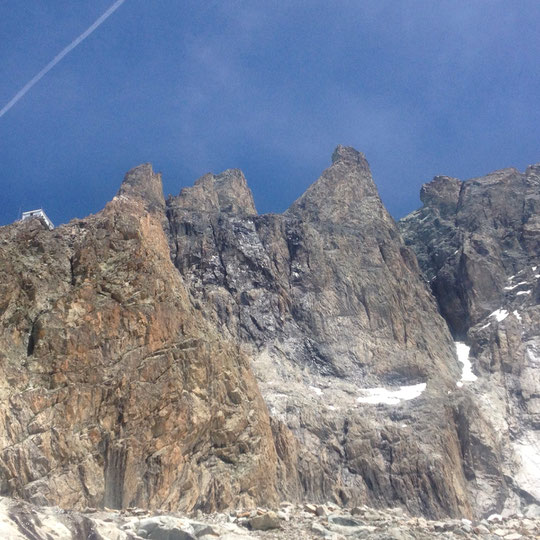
21, 209, 54, 230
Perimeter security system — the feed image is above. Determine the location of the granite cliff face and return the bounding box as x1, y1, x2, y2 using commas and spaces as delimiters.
168, 146, 457, 382
0, 165, 282, 512
400, 164, 540, 515
0, 148, 538, 524
400, 165, 540, 336
166, 146, 474, 518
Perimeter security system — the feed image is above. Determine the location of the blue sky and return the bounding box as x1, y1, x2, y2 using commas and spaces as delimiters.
1, 1, 539, 227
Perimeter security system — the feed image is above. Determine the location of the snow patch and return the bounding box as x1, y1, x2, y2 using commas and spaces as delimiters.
516, 290, 531, 296
356, 383, 426, 405
455, 342, 477, 383
479, 321, 491, 330
533, 266, 537, 271
309, 386, 323, 396
504, 281, 528, 290
513, 310, 522, 321
489, 309, 509, 322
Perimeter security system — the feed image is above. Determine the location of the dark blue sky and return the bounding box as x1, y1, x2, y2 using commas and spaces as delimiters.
1, 1, 539, 227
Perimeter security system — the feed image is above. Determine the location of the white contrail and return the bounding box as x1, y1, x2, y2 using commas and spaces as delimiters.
0, 0, 126, 119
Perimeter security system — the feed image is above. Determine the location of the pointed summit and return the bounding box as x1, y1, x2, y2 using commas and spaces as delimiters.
117, 163, 165, 213
286, 146, 379, 224
420, 176, 462, 217
331, 144, 369, 167
173, 169, 257, 216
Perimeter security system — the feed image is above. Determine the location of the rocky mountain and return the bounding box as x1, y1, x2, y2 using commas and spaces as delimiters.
0, 169, 283, 513
166, 146, 473, 518
399, 164, 540, 516
0, 147, 538, 531
399, 166, 540, 336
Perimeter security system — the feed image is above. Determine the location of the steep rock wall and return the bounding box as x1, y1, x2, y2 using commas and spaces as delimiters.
166, 147, 473, 518
400, 165, 540, 336
399, 163, 540, 515
1, 149, 531, 519
0, 165, 283, 512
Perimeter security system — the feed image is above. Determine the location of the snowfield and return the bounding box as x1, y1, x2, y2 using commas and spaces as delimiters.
455, 342, 477, 386
489, 308, 509, 322
357, 383, 426, 405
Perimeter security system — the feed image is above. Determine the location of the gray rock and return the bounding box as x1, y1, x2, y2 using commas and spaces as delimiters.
0, 495, 537, 540
524, 504, 540, 518
399, 162, 540, 516
1, 145, 539, 522
138, 517, 196, 540
216, 535, 253, 540
304, 503, 318, 514
188, 520, 221, 537
328, 514, 362, 527
311, 521, 331, 537
399, 166, 540, 335
248, 511, 281, 530
386, 526, 412, 540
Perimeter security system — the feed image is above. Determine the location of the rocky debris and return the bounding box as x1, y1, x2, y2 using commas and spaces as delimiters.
247, 511, 281, 531
1, 497, 539, 539
137, 516, 198, 539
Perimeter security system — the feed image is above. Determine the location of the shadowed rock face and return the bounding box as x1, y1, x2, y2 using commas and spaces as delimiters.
0, 165, 282, 513
169, 146, 458, 383
400, 163, 540, 516
400, 165, 540, 337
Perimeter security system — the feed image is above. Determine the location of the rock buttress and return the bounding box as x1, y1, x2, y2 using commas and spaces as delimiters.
0, 170, 283, 512
399, 163, 540, 515
167, 147, 473, 518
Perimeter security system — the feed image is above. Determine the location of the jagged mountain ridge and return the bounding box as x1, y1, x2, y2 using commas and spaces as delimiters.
0, 147, 538, 522
399, 165, 540, 336
0, 175, 282, 512
166, 146, 473, 517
